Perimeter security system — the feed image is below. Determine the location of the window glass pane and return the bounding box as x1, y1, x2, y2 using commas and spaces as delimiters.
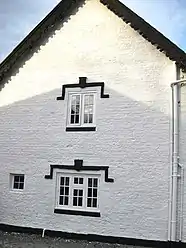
65, 187, 69, 195
70, 115, 75, 124
60, 187, 64, 195
88, 178, 92, 187
73, 189, 78, 196
78, 197, 83, 206
75, 115, 79, 124
87, 198, 91, 207
84, 114, 88, 123
93, 198, 97, 208
66, 177, 69, 186
79, 189, 83, 197
70, 95, 80, 124
59, 196, 64, 205
83, 94, 94, 124
19, 176, 24, 183
73, 197, 77, 206
79, 178, 83, 184
93, 189, 97, 197
60, 177, 64, 185
89, 114, 93, 124
93, 178, 98, 187
74, 178, 78, 184
14, 176, 19, 183
19, 183, 24, 189
88, 188, 92, 197
13, 182, 19, 189
64, 196, 69, 205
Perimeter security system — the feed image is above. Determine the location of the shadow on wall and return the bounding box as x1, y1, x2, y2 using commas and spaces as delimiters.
0, 85, 172, 239
0, 85, 170, 179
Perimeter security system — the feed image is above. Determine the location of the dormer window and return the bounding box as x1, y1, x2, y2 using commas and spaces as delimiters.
66, 92, 96, 131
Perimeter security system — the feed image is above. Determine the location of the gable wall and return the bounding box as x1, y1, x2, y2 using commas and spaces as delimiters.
0, 0, 176, 242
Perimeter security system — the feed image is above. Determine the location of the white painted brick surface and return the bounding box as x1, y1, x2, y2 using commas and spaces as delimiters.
0, 0, 176, 242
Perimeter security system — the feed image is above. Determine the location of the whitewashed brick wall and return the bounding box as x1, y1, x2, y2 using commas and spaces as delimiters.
0, 0, 176, 242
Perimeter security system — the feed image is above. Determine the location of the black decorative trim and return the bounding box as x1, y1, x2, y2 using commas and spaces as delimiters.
57, 77, 109, 100
66, 126, 96, 132
54, 209, 101, 217
100, 0, 186, 69
0, 223, 185, 247
45, 159, 114, 183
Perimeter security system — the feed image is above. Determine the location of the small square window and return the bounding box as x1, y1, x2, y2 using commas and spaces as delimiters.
11, 174, 25, 190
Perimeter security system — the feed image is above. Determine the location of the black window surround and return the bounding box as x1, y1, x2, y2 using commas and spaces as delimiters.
44, 159, 114, 183
57, 77, 109, 101
45, 160, 113, 217
57, 77, 109, 132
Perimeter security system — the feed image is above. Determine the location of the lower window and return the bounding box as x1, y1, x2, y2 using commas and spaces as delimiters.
55, 173, 100, 215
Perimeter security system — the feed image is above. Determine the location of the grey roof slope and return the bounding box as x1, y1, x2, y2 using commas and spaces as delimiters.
0, 0, 186, 85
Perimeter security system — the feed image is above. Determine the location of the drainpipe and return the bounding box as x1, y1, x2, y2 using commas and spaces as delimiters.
170, 77, 186, 241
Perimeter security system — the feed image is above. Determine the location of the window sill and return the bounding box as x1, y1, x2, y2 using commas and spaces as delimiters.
54, 208, 100, 217
66, 127, 96, 132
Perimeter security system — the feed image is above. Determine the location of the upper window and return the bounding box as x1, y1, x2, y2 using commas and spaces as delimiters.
67, 93, 96, 131
10, 174, 25, 190
55, 173, 100, 214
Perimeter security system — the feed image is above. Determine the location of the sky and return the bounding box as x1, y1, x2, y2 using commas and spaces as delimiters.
0, 0, 186, 62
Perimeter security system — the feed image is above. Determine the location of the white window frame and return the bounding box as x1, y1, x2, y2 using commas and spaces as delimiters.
10, 174, 25, 191
55, 172, 100, 213
67, 92, 96, 128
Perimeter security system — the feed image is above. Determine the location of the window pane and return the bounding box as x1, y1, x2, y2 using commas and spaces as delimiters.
70, 95, 80, 124
93, 198, 97, 208
78, 197, 83, 206
88, 178, 92, 187
93, 178, 98, 187
79, 189, 83, 197
66, 177, 69, 186
60, 187, 64, 195
75, 115, 79, 124
74, 178, 78, 184
73, 197, 77, 206
93, 189, 97, 197
13, 182, 19, 189
14, 176, 19, 183
19, 176, 24, 183
88, 188, 92, 197
79, 178, 84, 184
65, 187, 69, 196
64, 196, 69, 205
59, 196, 64, 205
87, 198, 91, 207
84, 114, 88, 123
89, 114, 93, 124
73, 189, 78, 196
60, 177, 64, 185
19, 183, 24, 189
70, 115, 75, 124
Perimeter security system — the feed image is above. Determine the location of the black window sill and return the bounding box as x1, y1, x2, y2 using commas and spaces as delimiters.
66, 127, 96, 132
54, 209, 100, 217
